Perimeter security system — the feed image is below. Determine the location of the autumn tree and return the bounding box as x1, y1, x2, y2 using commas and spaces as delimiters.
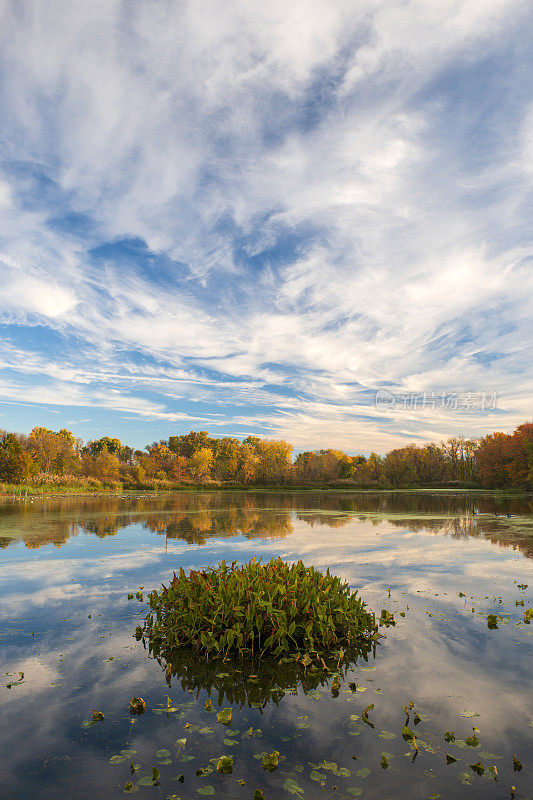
189, 447, 213, 481
0, 434, 32, 483
86, 436, 132, 463
475, 432, 512, 488
28, 427, 78, 474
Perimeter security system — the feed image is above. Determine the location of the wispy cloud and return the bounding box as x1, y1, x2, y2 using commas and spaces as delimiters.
0, 0, 531, 449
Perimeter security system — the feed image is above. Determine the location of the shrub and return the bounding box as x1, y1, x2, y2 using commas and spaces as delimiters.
140, 558, 377, 659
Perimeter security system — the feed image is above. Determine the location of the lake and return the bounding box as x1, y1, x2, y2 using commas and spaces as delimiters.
1, 490, 532, 799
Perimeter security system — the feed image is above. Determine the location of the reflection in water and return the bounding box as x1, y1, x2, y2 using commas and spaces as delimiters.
0, 490, 532, 800
1, 490, 532, 557
149, 641, 376, 710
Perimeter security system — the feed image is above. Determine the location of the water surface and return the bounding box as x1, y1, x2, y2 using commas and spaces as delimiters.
1, 491, 532, 799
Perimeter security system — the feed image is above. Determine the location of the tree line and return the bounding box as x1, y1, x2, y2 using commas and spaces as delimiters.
0, 423, 532, 490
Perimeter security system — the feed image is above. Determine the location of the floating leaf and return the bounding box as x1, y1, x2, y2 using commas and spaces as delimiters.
487, 614, 498, 629
380, 754, 389, 769
513, 754, 523, 771
283, 778, 303, 796
470, 761, 484, 775
310, 771, 326, 783
444, 731, 455, 742
346, 790, 363, 797
488, 765, 498, 780
402, 726, 416, 742
465, 735, 479, 747
217, 708, 231, 725
378, 731, 395, 740
197, 787, 215, 796
129, 697, 145, 715
123, 781, 138, 793
253, 792, 265, 800
91, 709, 104, 722
156, 749, 171, 759
262, 752, 279, 772
110, 754, 128, 764
217, 756, 233, 774
317, 762, 338, 772
446, 755, 457, 765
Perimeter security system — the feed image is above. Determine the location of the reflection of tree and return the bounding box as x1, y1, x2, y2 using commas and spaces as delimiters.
143, 508, 293, 545
146, 639, 376, 710
0, 491, 532, 559
385, 514, 533, 559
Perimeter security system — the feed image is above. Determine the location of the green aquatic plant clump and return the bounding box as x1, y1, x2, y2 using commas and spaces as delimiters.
141, 558, 377, 658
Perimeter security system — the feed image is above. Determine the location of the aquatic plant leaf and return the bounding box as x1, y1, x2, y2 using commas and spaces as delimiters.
156, 750, 171, 758
513, 754, 523, 771
91, 709, 104, 721
129, 697, 146, 715
216, 756, 233, 774
380, 754, 389, 769
337, 767, 350, 777
310, 771, 326, 783
378, 731, 395, 739
402, 726, 415, 742
196, 787, 215, 795
444, 731, 455, 742
446, 755, 457, 764
470, 761, 484, 775
457, 771, 472, 785
346, 789, 363, 797
317, 762, 338, 772
488, 765, 498, 780
262, 751, 279, 771
356, 768, 371, 779
253, 791, 265, 800
283, 778, 303, 795
110, 755, 128, 764
217, 708, 231, 725
465, 735, 480, 747
138, 559, 377, 660
123, 781, 138, 793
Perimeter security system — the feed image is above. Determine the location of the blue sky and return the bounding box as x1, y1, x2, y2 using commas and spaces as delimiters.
0, 0, 531, 453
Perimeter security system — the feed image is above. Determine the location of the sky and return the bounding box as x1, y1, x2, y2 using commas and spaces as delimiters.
0, 0, 532, 454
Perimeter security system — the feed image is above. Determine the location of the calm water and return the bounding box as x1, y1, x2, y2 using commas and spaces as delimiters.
1, 490, 532, 799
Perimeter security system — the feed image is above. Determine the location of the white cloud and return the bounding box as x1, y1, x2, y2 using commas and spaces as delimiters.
0, 0, 531, 449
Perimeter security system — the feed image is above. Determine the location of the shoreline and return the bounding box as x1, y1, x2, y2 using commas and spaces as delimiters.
1, 484, 530, 500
